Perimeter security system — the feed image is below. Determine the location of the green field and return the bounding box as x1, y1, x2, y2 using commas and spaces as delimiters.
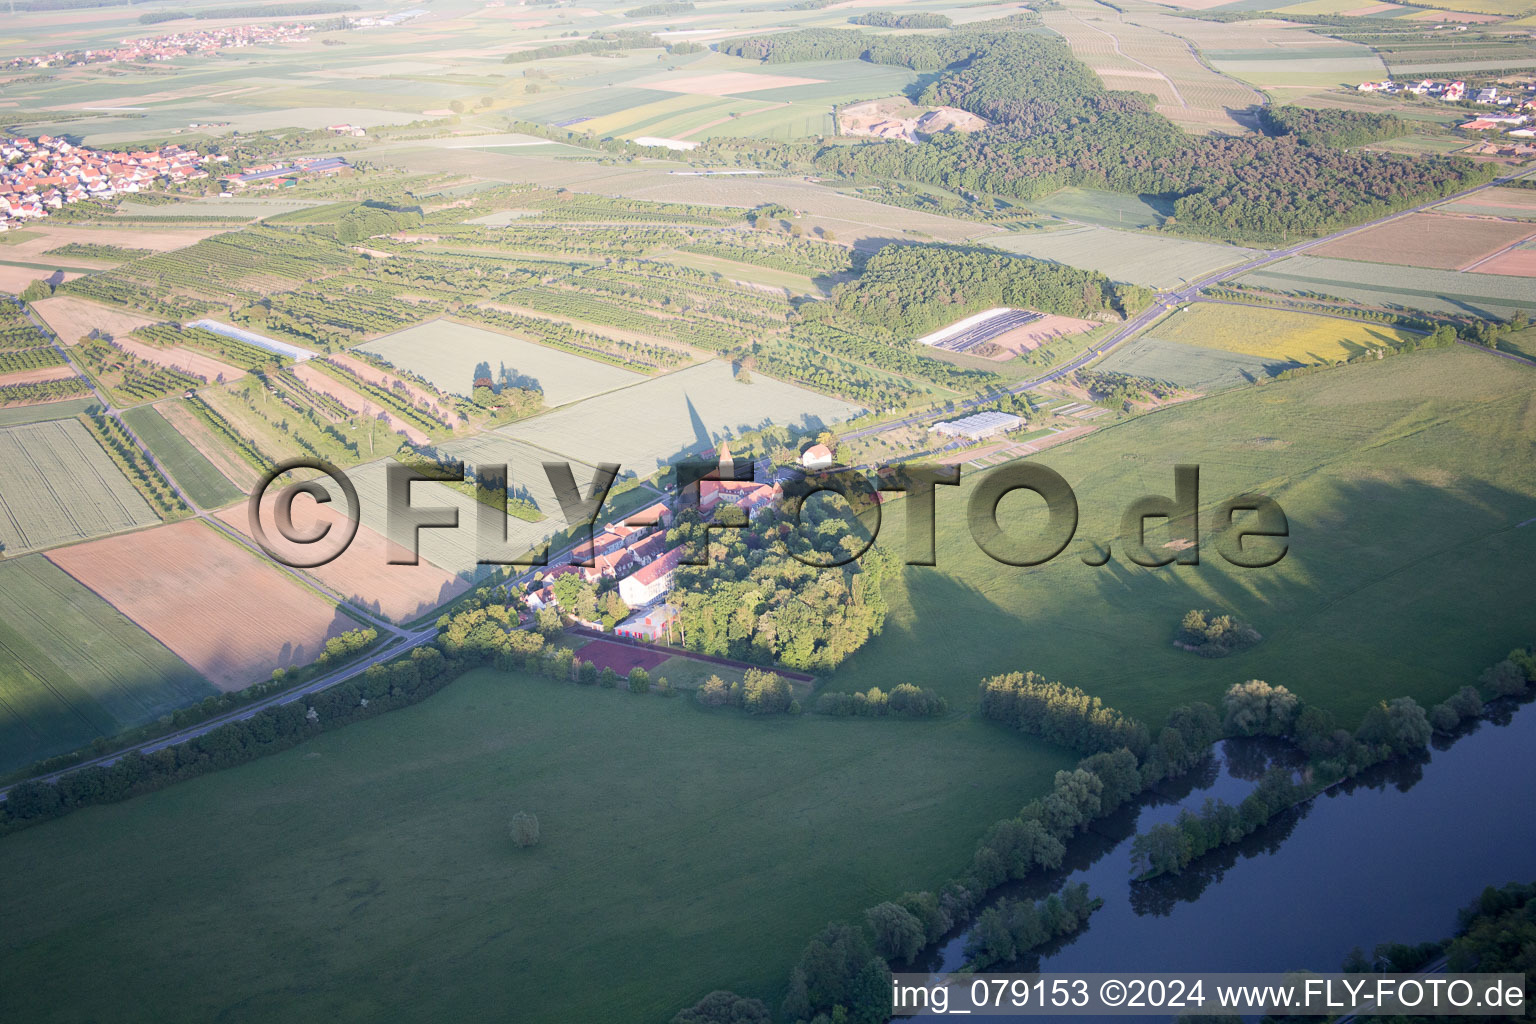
0, 668, 1068, 1022
0, 398, 100, 428
1238, 255, 1536, 319
1028, 187, 1174, 230
501, 359, 863, 475
988, 227, 1259, 289
0, 418, 160, 555
357, 319, 648, 408
1499, 325, 1536, 361
0, 556, 212, 774
122, 405, 243, 511
830, 346, 1536, 726
1095, 333, 1292, 390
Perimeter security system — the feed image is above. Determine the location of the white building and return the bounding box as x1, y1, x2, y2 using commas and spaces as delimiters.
930, 411, 1024, 441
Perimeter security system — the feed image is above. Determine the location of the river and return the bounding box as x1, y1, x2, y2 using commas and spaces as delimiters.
907, 697, 1536, 1013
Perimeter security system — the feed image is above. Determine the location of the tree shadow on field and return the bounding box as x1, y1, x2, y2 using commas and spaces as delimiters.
840, 472, 1536, 725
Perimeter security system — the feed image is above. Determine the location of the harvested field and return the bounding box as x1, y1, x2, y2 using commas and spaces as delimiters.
635, 71, 826, 96
0, 418, 159, 555
0, 267, 79, 293
1436, 187, 1536, 221
109, 334, 246, 385
1309, 213, 1536, 270
1240, 254, 1536, 319
30, 294, 159, 346
1471, 246, 1536, 277
0, 226, 223, 262
988, 226, 1258, 289
154, 398, 261, 492
573, 638, 671, 676
47, 520, 363, 692
0, 554, 212, 775
216, 497, 469, 625
292, 362, 429, 446
0, 364, 80, 386
357, 319, 646, 408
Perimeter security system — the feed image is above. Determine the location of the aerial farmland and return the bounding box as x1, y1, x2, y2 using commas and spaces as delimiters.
0, 0, 1534, 1020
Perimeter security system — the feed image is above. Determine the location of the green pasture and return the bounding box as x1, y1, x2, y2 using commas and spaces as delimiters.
121, 405, 243, 511
0, 398, 100, 427
0, 555, 212, 775
1029, 187, 1173, 230
830, 347, 1536, 726
0, 669, 1069, 1023
1094, 333, 1293, 390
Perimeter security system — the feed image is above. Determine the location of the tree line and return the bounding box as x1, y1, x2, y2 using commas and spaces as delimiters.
1130, 659, 1536, 880
827, 243, 1149, 332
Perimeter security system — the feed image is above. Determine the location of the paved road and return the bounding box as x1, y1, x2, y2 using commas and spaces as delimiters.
841, 167, 1533, 443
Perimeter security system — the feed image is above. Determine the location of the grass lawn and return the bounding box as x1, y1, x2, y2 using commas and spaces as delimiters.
0, 555, 212, 775
122, 404, 243, 510
829, 346, 1536, 727
0, 668, 1070, 1023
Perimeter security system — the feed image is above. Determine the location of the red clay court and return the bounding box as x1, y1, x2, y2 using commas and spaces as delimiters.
575, 639, 671, 675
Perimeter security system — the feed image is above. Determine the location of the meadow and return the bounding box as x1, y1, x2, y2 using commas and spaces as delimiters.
1149, 302, 1418, 361
0, 418, 160, 556
988, 227, 1259, 289
1029, 187, 1174, 229
0, 670, 1070, 1023
1094, 333, 1292, 390
1237, 254, 1536, 319
120, 405, 244, 511
357, 319, 648, 408
830, 347, 1536, 726
0, 555, 212, 775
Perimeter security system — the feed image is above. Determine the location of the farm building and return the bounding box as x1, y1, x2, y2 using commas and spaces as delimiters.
930, 411, 1023, 441
614, 603, 678, 642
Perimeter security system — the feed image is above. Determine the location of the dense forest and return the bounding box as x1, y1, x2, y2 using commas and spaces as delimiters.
848, 10, 952, 28
826, 244, 1149, 334
712, 27, 1488, 243
1258, 105, 1409, 148
668, 503, 897, 672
